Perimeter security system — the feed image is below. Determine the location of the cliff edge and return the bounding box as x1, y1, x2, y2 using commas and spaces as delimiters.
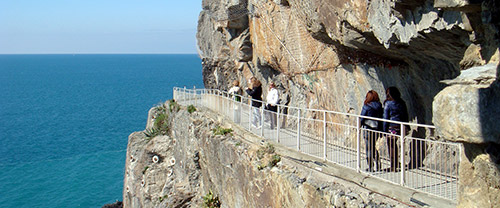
123, 101, 437, 207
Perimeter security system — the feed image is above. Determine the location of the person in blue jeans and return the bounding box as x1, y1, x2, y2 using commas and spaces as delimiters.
383, 87, 409, 172
360, 90, 383, 172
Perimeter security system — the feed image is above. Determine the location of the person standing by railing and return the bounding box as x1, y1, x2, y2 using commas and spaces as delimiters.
360, 90, 383, 172
228, 80, 243, 123
246, 77, 263, 128
383, 87, 409, 172
265, 82, 279, 129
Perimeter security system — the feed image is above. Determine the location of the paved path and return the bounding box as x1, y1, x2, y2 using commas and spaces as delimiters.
179, 95, 457, 201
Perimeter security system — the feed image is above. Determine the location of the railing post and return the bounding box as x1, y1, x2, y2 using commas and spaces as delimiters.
239, 99, 242, 125
356, 116, 361, 172
193, 86, 196, 106
400, 123, 405, 185
277, 105, 280, 143
323, 111, 327, 161
184, 86, 186, 104
297, 109, 301, 150
248, 99, 251, 130
260, 104, 264, 137
190, 88, 192, 105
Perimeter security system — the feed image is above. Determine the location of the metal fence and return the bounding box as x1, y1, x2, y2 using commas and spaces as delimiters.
173, 87, 460, 201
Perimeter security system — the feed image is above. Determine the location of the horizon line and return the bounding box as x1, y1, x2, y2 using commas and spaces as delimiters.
0, 52, 199, 55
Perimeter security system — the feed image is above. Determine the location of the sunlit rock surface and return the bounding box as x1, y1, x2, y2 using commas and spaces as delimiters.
195, 0, 499, 206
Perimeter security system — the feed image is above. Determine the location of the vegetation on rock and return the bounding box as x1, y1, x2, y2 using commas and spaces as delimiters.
169, 99, 180, 113
187, 104, 197, 114
256, 143, 281, 170
212, 126, 232, 136
203, 190, 221, 208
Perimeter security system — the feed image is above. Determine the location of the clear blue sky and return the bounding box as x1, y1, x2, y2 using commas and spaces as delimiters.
0, 0, 202, 54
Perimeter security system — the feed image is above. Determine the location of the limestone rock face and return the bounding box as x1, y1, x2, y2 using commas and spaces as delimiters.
433, 64, 500, 144
197, 0, 499, 127
458, 143, 500, 208
123, 104, 407, 207
432, 63, 500, 207
196, 0, 500, 206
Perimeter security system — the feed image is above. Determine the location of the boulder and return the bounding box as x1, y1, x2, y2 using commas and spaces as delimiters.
433, 64, 499, 144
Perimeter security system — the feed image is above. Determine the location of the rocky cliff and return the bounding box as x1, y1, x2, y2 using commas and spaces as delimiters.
123, 102, 452, 207
196, 0, 499, 206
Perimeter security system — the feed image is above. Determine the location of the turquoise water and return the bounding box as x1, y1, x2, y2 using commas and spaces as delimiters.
0, 54, 203, 207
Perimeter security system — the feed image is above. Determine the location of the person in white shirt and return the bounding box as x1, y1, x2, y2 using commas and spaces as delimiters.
265, 82, 279, 129
228, 80, 242, 123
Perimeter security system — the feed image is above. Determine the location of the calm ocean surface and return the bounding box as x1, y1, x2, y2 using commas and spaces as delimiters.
0, 54, 203, 207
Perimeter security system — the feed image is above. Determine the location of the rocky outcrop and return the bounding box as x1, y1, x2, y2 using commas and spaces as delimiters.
123, 102, 431, 207
197, 0, 498, 130
432, 62, 500, 207
197, 0, 499, 206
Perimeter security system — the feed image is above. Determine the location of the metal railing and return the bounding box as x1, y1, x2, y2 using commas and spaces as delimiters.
173, 87, 460, 201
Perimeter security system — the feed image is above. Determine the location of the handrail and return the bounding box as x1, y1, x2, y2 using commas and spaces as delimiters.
173, 87, 437, 130
173, 87, 461, 201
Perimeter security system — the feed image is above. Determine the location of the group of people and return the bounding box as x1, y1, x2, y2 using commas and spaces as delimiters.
360, 87, 409, 172
228, 77, 279, 129
229, 77, 412, 172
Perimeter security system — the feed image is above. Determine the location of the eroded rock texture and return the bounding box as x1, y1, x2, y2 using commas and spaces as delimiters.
196, 0, 499, 206
123, 104, 406, 207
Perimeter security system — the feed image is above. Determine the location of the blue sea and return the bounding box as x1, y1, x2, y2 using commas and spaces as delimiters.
0, 54, 203, 207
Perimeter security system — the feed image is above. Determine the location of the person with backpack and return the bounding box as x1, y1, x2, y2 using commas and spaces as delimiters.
383, 87, 409, 172
360, 90, 383, 172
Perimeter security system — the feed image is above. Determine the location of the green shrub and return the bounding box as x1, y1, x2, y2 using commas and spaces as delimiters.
169, 99, 180, 112
142, 166, 149, 174
212, 126, 233, 136
144, 104, 170, 138
256, 143, 281, 170
144, 127, 159, 138
154, 112, 169, 135
268, 154, 281, 168
203, 190, 221, 208
187, 105, 196, 114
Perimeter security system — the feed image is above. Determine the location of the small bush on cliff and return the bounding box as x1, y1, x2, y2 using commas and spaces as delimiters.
144, 127, 159, 138
147, 112, 169, 137
169, 99, 180, 112
256, 143, 281, 170
268, 154, 281, 167
187, 104, 196, 114
144, 104, 170, 138
212, 126, 232, 136
203, 190, 221, 208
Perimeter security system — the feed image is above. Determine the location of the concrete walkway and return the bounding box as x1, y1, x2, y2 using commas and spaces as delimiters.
177, 93, 457, 205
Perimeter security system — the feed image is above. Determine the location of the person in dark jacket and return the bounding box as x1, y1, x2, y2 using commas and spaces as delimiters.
360, 90, 383, 172
246, 77, 263, 128
383, 87, 409, 172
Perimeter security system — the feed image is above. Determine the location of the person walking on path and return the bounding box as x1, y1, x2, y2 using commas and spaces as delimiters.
360, 90, 383, 172
265, 82, 279, 129
383, 87, 409, 172
228, 80, 243, 123
246, 77, 263, 128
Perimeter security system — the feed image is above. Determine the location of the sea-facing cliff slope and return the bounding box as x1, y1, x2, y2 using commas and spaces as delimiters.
196, 0, 499, 206
123, 101, 420, 207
